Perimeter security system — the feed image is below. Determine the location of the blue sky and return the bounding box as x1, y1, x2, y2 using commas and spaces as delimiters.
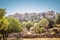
0, 0, 60, 16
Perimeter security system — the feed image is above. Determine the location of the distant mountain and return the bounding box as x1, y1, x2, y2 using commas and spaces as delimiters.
8, 11, 57, 22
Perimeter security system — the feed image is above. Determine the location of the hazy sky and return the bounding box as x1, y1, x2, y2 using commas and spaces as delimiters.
0, 0, 60, 16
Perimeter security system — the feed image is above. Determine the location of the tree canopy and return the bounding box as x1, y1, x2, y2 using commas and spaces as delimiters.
0, 8, 9, 32
22, 21, 34, 30
6, 17, 23, 33
0, 8, 9, 40
39, 18, 49, 28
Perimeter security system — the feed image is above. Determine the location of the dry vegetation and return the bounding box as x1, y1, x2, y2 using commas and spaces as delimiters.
6, 38, 60, 40
22, 38, 60, 40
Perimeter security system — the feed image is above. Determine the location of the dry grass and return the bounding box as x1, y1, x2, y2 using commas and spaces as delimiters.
21, 38, 60, 40
6, 38, 60, 40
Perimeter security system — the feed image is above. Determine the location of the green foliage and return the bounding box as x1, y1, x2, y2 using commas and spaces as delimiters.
55, 15, 60, 24
55, 24, 60, 28
6, 17, 23, 33
0, 8, 9, 40
48, 19, 55, 28
0, 17, 9, 31
30, 18, 49, 34
30, 27, 35, 34
39, 18, 49, 28
0, 8, 6, 18
22, 21, 34, 30
38, 27, 44, 34
30, 23, 39, 34
54, 15, 60, 27
31, 18, 49, 34
0, 8, 9, 31
30, 23, 44, 34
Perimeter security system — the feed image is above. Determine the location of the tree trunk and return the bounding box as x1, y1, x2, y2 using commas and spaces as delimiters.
0, 37, 1, 40
2, 33, 8, 40
2, 34, 6, 40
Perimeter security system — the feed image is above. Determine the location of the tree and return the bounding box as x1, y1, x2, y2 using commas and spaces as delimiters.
39, 18, 49, 29
6, 17, 23, 33
30, 23, 39, 34
22, 21, 34, 31
48, 19, 55, 28
0, 8, 6, 18
54, 14, 60, 27
30, 18, 49, 34
55, 15, 60, 24
30, 23, 44, 34
0, 8, 9, 40
0, 8, 23, 40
